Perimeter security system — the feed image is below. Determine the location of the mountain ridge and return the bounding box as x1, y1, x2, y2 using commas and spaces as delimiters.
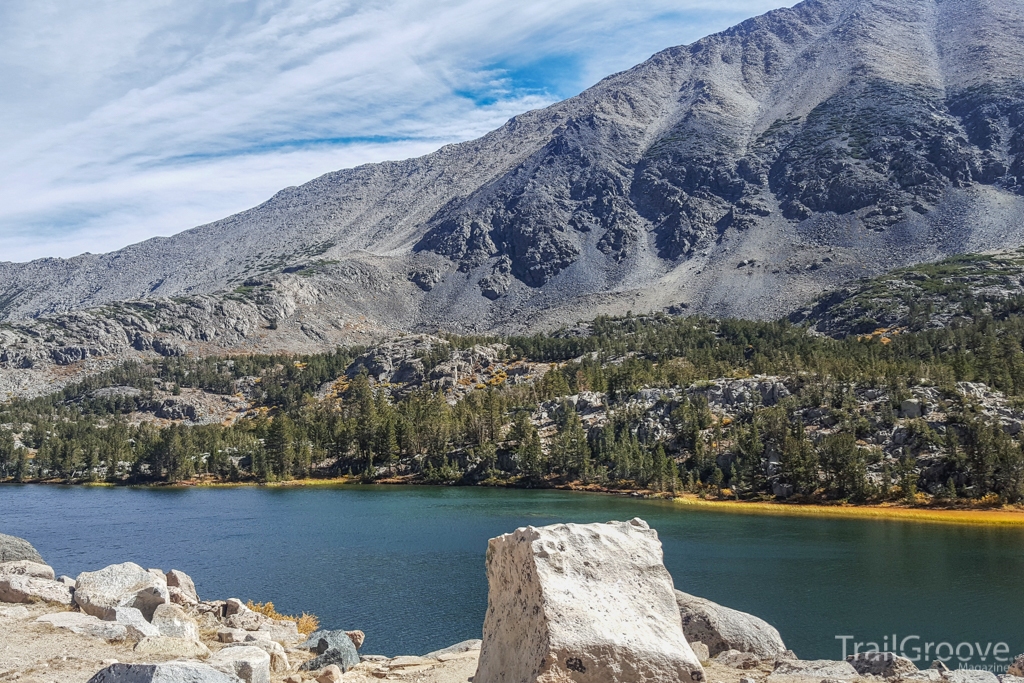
2, 0, 1024, 393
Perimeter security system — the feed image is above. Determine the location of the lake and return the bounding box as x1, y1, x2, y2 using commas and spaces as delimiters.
1, 484, 1021, 664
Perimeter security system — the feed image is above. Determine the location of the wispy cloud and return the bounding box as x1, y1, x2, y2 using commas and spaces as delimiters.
0, 0, 790, 263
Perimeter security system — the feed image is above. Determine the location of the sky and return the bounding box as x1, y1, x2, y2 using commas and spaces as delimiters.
0, 0, 790, 263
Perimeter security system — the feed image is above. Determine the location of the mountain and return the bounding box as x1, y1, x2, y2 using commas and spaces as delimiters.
2, 0, 1024, 393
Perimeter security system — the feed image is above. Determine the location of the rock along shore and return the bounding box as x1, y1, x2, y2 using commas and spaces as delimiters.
2, 526, 1021, 683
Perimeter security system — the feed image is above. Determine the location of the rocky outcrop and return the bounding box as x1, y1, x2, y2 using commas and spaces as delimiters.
475, 518, 704, 683
675, 590, 788, 658
0, 533, 44, 564
87, 662, 241, 683
74, 562, 170, 621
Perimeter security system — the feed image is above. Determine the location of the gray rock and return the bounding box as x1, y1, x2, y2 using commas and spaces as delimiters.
847, 651, 919, 678
209, 646, 271, 683
219, 627, 248, 643
714, 649, 763, 669
75, 562, 169, 621
112, 607, 161, 639
37, 611, 129, 640
166, 569, 199, 606
768, 660, 860, 683
226, 639, 290, 673
225, 609, 266, 631
151, 602, 200, 640
423, 640, 482, 659
256, 619, 301, 645
0, 575, 74, 605
0, 560, 55, 580
676, 590, 788, 658
945, 671, 1000, 683
87, 662, 240, 683
690, 642, 710, 664
901, 400, 924, 419
299, 630, 361, 673
0, 533, 43, 564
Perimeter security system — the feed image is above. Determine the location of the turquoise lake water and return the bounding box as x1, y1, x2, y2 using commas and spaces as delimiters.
1, 484, 1021, 663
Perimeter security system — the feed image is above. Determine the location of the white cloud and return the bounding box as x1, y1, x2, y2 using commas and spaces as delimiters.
0, 0, 790, 263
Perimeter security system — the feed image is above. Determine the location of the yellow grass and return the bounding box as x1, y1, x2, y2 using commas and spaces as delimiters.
246, 601, 320, 635
671, 495, 1024, 526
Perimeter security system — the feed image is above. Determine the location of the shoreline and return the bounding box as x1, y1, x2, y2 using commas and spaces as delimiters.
5, 477, 1024, 527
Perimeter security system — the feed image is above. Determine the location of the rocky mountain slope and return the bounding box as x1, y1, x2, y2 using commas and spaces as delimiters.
2, 0, 1024, 388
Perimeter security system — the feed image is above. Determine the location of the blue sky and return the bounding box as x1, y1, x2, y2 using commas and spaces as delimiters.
0, 0, 790, 263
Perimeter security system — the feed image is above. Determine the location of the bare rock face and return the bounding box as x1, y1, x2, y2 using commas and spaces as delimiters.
87, 662, 241, 683
0, 534, 44, 564
74, 562, 170, 621
475, 518, 704, 683
675, 590, 788, 658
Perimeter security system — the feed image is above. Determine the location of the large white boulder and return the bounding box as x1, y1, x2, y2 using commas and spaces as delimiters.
151, 602, 200, 640
475, 518, 705, 683
75, 562, 169, 621
675, 590, 788, 658
209, 646, 272, 683
0, 574, 74, 605
87, 662, 241, 682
